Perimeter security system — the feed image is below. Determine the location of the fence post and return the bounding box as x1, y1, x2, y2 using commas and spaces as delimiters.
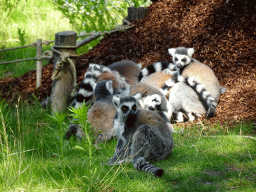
36, 39, 42, 88
52, 31, 77, 113
127, 7, 150, 22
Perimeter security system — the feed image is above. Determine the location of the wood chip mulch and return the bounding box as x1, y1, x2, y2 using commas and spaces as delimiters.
0, 0, 255, 125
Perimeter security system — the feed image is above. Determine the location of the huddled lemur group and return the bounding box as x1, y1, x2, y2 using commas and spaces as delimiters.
64, 47, 227, 177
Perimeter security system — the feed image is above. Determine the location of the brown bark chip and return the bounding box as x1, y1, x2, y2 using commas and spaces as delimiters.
0, 0, 255, 123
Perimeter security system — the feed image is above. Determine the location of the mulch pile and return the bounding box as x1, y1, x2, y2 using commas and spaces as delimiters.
0, 0, 255, 124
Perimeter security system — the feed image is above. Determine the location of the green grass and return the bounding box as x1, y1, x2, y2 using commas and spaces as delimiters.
0, 99, 255, 191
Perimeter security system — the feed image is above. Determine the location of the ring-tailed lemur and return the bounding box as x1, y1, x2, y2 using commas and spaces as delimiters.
166, 79, 207, 123
65, 80, 117, 143
130, 82, 168, 112
71, 64, 129, 108
71, 60, 141, 108
168, 47, 227, 117
107, 93, 174, 177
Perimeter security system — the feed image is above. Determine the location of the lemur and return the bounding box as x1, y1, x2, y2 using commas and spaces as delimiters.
65, 80, 117, 143
87, 60, 204, 124
168, 47, 227, 117
107, 93, 174, 177
108, 60, 141, 85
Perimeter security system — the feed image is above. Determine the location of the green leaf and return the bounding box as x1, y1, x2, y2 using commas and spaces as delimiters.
73, 145, 86, 151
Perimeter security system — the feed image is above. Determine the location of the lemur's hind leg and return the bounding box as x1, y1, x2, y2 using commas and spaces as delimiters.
131, 125, 167, 177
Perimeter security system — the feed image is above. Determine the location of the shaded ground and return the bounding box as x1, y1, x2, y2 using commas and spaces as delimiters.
0, 0, 255, 124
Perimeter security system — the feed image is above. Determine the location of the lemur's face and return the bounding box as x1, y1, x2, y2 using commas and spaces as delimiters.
113, 94, 141, 118
168, 47, 194, 69
172, 54, 192, 68
120, 103, 137, 117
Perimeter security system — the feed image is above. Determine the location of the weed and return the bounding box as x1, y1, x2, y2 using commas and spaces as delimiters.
68, 103, 96, 165
17, 28, 26, 46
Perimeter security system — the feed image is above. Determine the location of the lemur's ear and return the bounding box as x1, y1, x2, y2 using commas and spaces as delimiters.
106, 80, 113, 95
187, 48, 194, 57
168, 48, 176, 57
112, 96, 120, 107
133, 93, 142, 101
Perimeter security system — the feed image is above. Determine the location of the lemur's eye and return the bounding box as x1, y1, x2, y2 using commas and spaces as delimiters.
122, 106, 128, 112
149, 107, 155, 111
174, 57, 178, 61
152, 98, 158, 102
181, 58, 187, 62
132, 104, 137, 111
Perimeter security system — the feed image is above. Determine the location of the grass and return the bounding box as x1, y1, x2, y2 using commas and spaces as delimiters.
0, 99, 255, 191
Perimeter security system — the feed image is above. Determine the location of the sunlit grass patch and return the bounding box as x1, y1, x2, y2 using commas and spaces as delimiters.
164, 121, 256, 191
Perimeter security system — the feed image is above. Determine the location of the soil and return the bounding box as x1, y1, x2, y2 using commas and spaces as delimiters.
0, 0, 255, 124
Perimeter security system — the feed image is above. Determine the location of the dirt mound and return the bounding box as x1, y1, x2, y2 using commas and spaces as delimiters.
0, 0, 255, 123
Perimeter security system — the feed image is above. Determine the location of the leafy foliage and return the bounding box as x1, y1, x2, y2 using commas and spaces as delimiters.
52, 0, 151, 53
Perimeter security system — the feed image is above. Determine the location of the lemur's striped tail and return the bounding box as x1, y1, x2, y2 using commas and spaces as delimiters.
138, 62, 177, 81
133, 156, 164, 177
162, 75, 217, 119
71, 64, 111, 108
180, 76, 217, 118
